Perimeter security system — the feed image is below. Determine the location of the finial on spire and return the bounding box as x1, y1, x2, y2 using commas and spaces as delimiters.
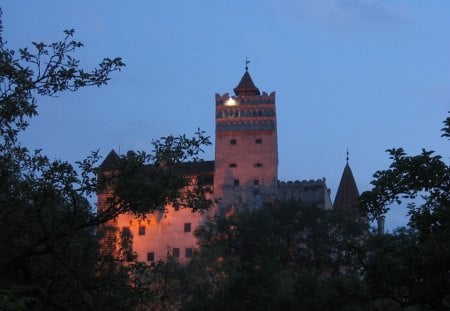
346, 148, 349, 164
245, 57, 250, 72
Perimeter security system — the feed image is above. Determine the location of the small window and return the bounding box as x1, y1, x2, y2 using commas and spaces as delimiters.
138, 226, 145, 236
147, 252, 155, 262
229, 163, 237, 168
253, 179, 260, 186
173, 248, 180, 258
184, 223, 191, 233
185, 248, 193, 258
234, 179, 240, 187
255, 138, 262, 144
254, 163, 263, 168
173, 202, 180, 212
230, 139, 237, 145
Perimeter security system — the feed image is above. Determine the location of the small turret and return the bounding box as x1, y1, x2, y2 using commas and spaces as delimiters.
334, 151, 360, 212
99, 149, 120, 171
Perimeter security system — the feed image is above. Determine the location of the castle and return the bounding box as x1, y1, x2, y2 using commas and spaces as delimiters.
98, 69, 358, 262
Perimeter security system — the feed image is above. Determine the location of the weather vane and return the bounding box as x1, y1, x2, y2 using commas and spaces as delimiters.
245, 57, 250, 72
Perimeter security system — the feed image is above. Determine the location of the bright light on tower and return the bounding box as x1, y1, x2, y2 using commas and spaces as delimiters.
225, 97, 237, 106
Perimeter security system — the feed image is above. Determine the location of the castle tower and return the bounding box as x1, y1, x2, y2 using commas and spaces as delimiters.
214, 69, 278, 213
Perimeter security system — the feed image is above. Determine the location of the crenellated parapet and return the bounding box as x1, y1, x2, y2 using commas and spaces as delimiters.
215, 92, 277, 133
278, 178, 327, 187
215, 92, 276, 106
277, 178, 333, 209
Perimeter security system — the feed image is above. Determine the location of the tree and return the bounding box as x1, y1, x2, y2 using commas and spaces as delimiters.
360, 113, 450, 310
179, 201, 368, 310
0, 9, 212, 309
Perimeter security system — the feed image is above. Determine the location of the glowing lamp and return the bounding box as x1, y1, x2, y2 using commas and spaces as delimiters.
225, 97, 237, 106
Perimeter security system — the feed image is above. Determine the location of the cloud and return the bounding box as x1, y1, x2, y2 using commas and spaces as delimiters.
286, 0, 413, 28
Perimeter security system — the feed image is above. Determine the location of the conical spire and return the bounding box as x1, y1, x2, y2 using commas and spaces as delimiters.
99, 149, 120, 171
334, 155, 360, 211
234, 70, 260, 96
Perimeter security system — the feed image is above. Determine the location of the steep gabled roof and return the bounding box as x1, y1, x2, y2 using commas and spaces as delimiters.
99, 149, 214, 177
99, 149, 120, 171
234, 71, 260, 96
171, 160, 215, 176
334, 163, 360, 211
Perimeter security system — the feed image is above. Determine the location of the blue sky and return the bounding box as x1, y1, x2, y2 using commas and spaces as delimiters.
2, 1, 449, 230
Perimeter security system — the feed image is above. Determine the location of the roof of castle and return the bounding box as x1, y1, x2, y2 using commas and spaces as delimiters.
99, 149, 120, 171
171, 160, 215, 175
234, 70, 261, 96
334, 163, 360, 211
99, 149, 214, 176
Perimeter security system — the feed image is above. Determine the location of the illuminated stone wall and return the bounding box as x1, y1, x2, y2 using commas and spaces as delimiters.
214, 92, 278, 214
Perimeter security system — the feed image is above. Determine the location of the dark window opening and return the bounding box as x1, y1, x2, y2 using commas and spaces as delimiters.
234, 179, 240, 187
254, 163, 263, 168
147, 252, 155, 262
185, 248, 193, 258
229, 163, 237, 168
173, 248, 180, 258
138, 226, 145, 236
230, 139, 237, 145
173, 202, 180, 212
255, 138, 262, 144
184, 223, 191, 233
253, 179, 260, 186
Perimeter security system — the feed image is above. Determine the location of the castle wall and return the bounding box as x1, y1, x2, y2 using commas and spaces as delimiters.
113, 204, 206, 262
277, 179, 333, 209
99, 173, 213, 263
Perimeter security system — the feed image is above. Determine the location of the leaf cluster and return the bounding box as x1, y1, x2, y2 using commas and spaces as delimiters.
0, 11, 124, 143
0, 12, 210, 309
176, 202, 369, 310
359, 113, 450, 309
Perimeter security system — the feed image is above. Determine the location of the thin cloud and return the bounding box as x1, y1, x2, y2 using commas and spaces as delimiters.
286, 0, 413, 29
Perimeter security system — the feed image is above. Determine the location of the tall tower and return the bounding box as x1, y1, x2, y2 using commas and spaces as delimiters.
214, 69, 278, 213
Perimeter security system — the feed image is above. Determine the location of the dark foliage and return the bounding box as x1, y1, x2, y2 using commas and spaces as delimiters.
0, 9, 211, 309
360, 113, 450, 310
178, 202, 369, 310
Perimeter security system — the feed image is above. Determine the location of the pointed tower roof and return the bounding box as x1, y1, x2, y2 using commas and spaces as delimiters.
234, 70, 260, 96
99, 149, 120, 171
334, 161, 360, 212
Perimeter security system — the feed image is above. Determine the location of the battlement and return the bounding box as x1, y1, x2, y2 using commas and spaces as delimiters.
215, 92, 276, 106
278, 178, 326, 187
277, 178, 332, 209
215, 91, 277, 133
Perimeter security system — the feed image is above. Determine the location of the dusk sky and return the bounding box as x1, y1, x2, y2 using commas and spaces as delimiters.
3, 1, 449, 230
